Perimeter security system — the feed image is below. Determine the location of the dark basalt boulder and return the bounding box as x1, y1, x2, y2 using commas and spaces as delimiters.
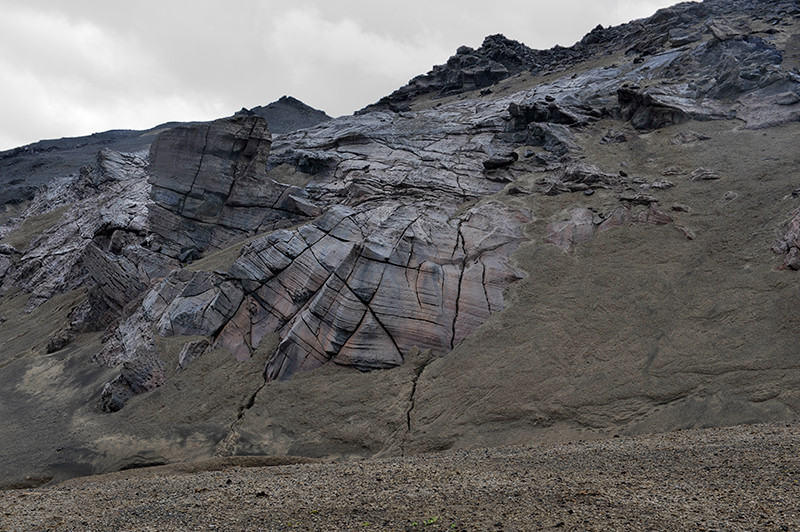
617, 87, 690, 130
358, 34, 542, 114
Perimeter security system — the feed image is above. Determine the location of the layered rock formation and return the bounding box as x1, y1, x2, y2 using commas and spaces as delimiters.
0, 97, 331, 209
0, 148, 170, 314
95, 103, 532, 410
2, 0, 800, 484
148, 114, 286, 259
361, 0, 800, 118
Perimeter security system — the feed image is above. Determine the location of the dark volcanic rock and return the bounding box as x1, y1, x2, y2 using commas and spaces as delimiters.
617, 87, 691, 130
359, 0, 800, 131
600, 129, 630, 144
483, 152, 519, 170
358, 34, 539, 114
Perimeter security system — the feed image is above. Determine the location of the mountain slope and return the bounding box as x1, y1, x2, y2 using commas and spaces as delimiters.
1, 0, 799, 486
0, 97, 331, 209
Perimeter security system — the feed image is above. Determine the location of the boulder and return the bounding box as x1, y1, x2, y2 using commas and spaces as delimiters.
689, 167, 722, 181
617, 87, 689, 130
600, 129, 629, 144
483, 152, 519, 170
670, 131, 710, 145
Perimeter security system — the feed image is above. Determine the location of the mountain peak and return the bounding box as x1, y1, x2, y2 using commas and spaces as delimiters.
247, 96, 332, 134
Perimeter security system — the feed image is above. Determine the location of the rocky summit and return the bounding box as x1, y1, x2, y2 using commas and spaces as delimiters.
1, 0, 800, 487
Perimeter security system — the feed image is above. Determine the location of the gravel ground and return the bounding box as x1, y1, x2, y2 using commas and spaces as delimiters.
1, 422, 798, 531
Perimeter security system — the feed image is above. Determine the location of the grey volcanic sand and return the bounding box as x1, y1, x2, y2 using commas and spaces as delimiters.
1, 422, 798, 531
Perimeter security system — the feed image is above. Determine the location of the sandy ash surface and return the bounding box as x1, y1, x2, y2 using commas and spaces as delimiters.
1, 422, 798, 531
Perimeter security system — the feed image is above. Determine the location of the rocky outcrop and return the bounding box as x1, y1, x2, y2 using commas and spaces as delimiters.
59, 0, 800, 412
96, 99, 534, 408
544, 205, 674, 253
148, 114, 271, 257
773, 205, 800, 269
147, 114, 327, 261
124, 200, 528, 386
0, 97, 332, 211
0, 148, 173, 314
360, 0, 800, 130
358, 34, 543, 113
617, 87, 691, 130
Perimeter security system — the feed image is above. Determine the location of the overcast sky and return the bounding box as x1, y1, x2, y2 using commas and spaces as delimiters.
0, 0, 688, 150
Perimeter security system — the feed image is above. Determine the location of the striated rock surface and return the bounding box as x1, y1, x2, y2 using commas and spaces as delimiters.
149, 114, 282, 258
97, 0, 800, 411
96, 99, 534, 409
0, 148, 174, 315
773, 205, 800, 269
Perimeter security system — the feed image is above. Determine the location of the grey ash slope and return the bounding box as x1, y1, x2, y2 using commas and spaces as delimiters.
1, 0, 800, 487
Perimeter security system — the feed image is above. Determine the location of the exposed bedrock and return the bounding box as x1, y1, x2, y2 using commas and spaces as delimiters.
0, 148, 175, 318
4, 1, 800, 475
773, 205, 800, 270
113, 199, 529, 403
147, 114, 315, 260
260, 201, 529, 380
91, 0, 800, 410
357, 34, 543, 114
88, 102, 533, 410
543, 205, 676, 253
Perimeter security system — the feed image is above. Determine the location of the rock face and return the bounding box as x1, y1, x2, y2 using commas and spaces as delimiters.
0, 97, 331, 210
361, 0, 800, 130
2, 0, 800, 484
0, 148, 172, 314
148, 114, 279, 258
94, 101, 532, 410
357, 34, 539, 114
